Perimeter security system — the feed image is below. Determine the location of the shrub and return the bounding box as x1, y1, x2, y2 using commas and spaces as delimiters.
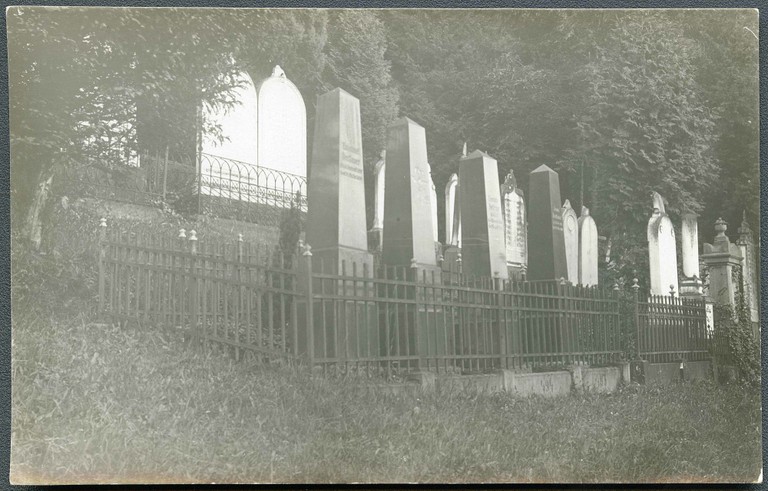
713, 303, 760, 389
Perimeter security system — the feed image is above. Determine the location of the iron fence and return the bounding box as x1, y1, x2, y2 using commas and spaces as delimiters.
98, 222, 713, 375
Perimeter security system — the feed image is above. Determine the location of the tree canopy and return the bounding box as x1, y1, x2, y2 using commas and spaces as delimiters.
8, 8, 758, 286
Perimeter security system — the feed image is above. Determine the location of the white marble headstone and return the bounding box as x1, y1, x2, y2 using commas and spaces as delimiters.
445, 173, 458, 245
257, 65, 307, 178
681, 213, 700, 279
562, 199, 579, 284
647, 192, 679, 296
500, 170, 527, 273
428, 163, 438, 243
371, 152, 386, 231
577, 206, 599, 286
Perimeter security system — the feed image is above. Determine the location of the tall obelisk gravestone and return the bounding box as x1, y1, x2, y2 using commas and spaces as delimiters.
304, 88, 377, 361
459, 150, 508, 279
382, 117, 439, 274
527, 165, 568, 281
306, 88, 373, 271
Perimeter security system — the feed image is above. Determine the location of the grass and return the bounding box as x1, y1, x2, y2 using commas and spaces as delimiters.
10, 312, 762, 484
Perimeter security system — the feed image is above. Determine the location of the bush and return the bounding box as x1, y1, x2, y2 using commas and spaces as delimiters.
713, 303, 760, 388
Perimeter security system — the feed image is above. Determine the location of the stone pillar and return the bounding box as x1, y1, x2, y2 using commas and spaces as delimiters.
647, 192, 679, 296
577, 206, 598, 287
428, 163, 439, 244
381, 117, 439, 273
500, 170, 527, 280
368, 151, 386, 252
444, 173, 458, 246
736, 212, 759, 323
680, 213, 703, 297
459, 150, 508, 279
562, 199, 579, 284
527, 165, 567, 281
306, 88, 373, 272
702, 218, 742, 308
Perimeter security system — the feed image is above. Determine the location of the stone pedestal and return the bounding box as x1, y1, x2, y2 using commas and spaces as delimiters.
527, 165, 567, 281
459, 150, 508, 279
702, 218, 742, 308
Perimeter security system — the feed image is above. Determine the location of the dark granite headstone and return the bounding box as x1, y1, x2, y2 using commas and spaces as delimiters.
527, 165, 567, 281
459, 150, 508, 279
381, 117, 438, 272
306, 88, 373, 272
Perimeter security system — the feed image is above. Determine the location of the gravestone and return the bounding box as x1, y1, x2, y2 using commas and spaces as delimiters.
368, 151, 386, 252
459, 150, 508, 279
527, 165, 567, 281
577, 206, 598, 287
202, 70, 258, 165
303, 87, 376, 362
428, 163, 439, 243
647, 192, 679, 296
444, 173, 459, 246
562, 199, 579, 284
257, 65, 307, 178
306, 88, 372, 271
736, 212, 759, 324
381, 117, 439, 272
679, 213, 702, 296
702, 218, 742, 308
500, 170, 527, 280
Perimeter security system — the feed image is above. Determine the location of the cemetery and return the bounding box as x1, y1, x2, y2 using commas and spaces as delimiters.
9, 8, 760, 483
90, 79, 757, 393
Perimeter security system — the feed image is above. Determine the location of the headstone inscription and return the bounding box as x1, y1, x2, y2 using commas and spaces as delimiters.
500, 170, 527, 280
381, 118, 439, 271
527, 165, 567, 281
647, 192, 679, 296
459, 150, 508, 279
577, 206, 598, 287
444, 173, 459, 246
257, 65, 307, 179
562, 199, 579, 284
679, 213, 702, 296
305, 88, 372, 271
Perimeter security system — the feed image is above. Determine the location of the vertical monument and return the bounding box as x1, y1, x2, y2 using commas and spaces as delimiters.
561, 199, 579, 284
459, 150, 508, 279
527, 165, 567, 281
577, 206, 598, 287
444, 173, 459, 246
702, 218, 742, 308
679, 213, 703, 296
736, 212, 759, 324
306, 88, 372, 270
257, 65, 307, 179
500, 170, 527, 280
381, 118, 439, 272
647, 192, 679, 296
368, 151, 386, 252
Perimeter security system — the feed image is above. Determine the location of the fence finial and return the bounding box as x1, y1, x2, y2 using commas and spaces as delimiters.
99, 217, 107, 228
410, 258, 418, 269
613, 283, 620, 291
302, 242, 313, 257
178, 228, 187, 239
669, 284, 676, 297
631, 278, 640, 291
238, 233, 243, 242
559, 277, 567, 286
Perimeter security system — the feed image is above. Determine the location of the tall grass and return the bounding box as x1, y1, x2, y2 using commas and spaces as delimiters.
11, 314, 761, 484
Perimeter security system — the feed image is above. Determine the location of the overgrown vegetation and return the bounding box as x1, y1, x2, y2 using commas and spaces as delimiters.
713, 303, 760, 389
11, 313, 761, 484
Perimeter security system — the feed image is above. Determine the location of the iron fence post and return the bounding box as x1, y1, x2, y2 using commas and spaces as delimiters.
632, 278, 641, 359
98, 217, 107, 314
303, 244, 315, 369
410, 258, 422, 371
495, 273, 507, 369
189, 230, 199, 349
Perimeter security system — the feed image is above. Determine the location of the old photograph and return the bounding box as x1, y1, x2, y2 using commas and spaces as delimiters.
8, 7, 761, 483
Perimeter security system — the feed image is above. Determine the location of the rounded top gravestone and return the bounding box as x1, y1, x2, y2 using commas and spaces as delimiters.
257, 65, 307, 178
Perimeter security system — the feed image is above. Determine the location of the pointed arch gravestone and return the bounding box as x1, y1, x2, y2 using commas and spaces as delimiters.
500, 170, 527, 280
527, 165, 567, 281
561, 199, 579, 284
577, 206, 598, 287
647, 192, 679, 296
257, 65, 307, 179
680, 213, 703, 296
459, 150, 508, 280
